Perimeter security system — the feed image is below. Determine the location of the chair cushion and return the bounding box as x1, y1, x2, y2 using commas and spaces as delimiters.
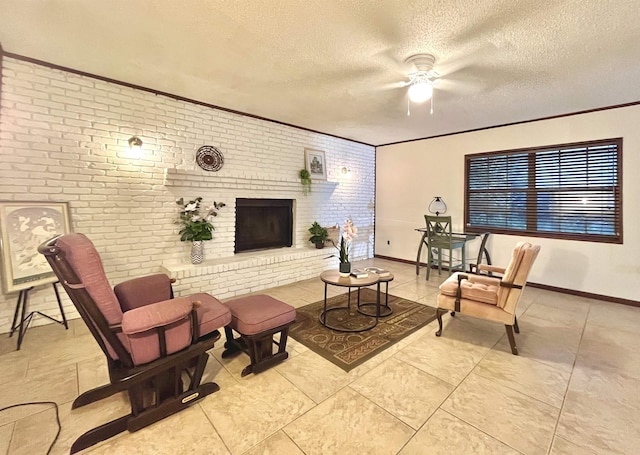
124, 293, 230, 366
437, 293, 514, 325
115, 274, 173, 312
224, 295, 296, 335
194, 293, 232, 336
56, 233, 123, 325
439, 273, 499, 305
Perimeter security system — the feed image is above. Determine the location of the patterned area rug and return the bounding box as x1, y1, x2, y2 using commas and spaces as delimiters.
289, 288, 438, 372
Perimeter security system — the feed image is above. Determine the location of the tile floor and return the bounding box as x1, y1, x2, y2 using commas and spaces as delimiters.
1, 258, 639, 454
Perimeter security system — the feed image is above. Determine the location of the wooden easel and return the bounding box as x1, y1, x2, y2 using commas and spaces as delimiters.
9, 281, 69, 350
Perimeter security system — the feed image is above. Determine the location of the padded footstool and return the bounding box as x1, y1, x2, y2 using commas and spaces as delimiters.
221, 295, 296, 377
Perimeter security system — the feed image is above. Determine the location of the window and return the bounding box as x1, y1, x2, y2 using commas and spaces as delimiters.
465, 138, 622, 243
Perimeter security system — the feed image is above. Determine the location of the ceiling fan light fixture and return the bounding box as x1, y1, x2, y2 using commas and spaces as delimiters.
408, 79, 433, 103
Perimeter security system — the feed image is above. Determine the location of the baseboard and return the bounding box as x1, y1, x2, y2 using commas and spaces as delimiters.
525, 282, 639, 307
374, 254, 640, 307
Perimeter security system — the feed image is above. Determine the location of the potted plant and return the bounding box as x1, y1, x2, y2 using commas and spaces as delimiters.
308, 221, 329, 249
176, 197, 225, 264
328, 219, 357, 276
299, 169, 312, 195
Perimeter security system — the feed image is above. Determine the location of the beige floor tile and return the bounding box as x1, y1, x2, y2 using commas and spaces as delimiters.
399, 409, 520, 455
200, 351, 240, 390
7, 404, 60, 455
521, 301, 589, 327
199, 369, 314, 454
274, 349, 353, 403
494, 319, 581, 373
77, 356, 110, 394
258, 286, 317, 308
1, 276, 638, 455
557, 365, 640, 455
351, 357, 454, 429
71, 318, 92, 337
532, 290, 593, 317
550, 436, 599, 455
387, 280, 439, 303
242, 431, 305, 455
289, 278, 345, 302
0, 364, 78, 426
586, 301, 640, 334
0, 350, 28, 386
280, 334, 310, 357
209, 342, 255, 379
284, 386, 414, 455
25, 333, 103, 377
86, 404, 230, 455
0, 423, 13, 454
395, 317, 501, 386
474, 348, 571, 408
1, 316, 73, 356
576, 323, 640, 380
8, 393, 129, 455
442, 372, 559, 455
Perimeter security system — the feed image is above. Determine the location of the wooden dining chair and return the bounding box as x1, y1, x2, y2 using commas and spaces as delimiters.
424, 215, 466, 280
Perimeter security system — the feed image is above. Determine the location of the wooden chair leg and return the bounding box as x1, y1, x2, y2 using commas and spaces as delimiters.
222, 327, 244, 358
505, 325, 518, 355
435, 310, 444, 336
514, 316, 520, 334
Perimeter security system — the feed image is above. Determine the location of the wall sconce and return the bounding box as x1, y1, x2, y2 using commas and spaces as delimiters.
128, 136, 143, 158
428, 196, 447, 215
341, 167, 351, 177
128, 136, 143, 150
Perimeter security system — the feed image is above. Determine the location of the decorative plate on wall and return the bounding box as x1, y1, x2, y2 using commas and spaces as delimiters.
196, 145, 224, 171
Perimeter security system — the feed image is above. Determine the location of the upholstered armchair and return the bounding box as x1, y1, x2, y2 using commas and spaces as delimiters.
435, 242, 540, 355
39, 233, 231, 453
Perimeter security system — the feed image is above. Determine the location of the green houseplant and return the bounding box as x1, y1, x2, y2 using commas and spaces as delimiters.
328, 219, 357, 276
176, 197, 225, 264
308, 221, 329, 249
299, 169, 312, 195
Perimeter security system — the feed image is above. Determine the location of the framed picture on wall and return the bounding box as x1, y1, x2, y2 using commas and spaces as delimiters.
0, 201, 72, 293
304, 148, 327, 180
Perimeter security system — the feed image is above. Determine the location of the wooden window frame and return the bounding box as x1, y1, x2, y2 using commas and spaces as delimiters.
464, 138, 623, 244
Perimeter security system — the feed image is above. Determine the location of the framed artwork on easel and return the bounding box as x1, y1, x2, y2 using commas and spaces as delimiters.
0, 201, 72, 293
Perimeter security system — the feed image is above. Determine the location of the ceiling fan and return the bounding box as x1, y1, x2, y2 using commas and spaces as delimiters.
400, 53, 440, 115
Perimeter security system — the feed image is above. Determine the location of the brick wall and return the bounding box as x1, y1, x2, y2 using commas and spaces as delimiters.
0, 56, 376, 334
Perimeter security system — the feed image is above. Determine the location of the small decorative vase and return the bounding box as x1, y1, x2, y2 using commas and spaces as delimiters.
191, 240, 204, 264
339, 261, 351, 277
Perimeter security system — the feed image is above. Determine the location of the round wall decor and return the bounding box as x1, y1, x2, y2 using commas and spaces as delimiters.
196, 145, 224, 171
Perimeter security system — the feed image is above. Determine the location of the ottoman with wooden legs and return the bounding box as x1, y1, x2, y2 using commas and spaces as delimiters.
221, 295, 296, 376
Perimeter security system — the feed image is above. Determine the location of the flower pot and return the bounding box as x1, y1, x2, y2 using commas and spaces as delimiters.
314, 242, 325, 249
339, 261, 351, 277
191, 241, 204, 264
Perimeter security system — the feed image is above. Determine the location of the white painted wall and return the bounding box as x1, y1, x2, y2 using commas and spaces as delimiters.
0, 57, 375, 334
376, 105, 640, 301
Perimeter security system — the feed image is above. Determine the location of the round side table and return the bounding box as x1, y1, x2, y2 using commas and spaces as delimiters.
319, 270, 380, 332
357, 273, 394, 317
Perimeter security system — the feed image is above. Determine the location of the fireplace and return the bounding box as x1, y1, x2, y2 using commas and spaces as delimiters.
235, 198, 294, 253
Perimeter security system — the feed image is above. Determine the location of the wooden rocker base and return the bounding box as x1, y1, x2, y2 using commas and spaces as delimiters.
70, 382, 219, 453
70, 337, 220, 453
222, 323, 292, 377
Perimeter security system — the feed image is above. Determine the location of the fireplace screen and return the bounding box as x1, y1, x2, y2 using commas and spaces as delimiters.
235, 198, 293, 253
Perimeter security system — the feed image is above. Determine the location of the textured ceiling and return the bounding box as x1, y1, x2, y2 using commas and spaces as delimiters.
1, 0, 640, 146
